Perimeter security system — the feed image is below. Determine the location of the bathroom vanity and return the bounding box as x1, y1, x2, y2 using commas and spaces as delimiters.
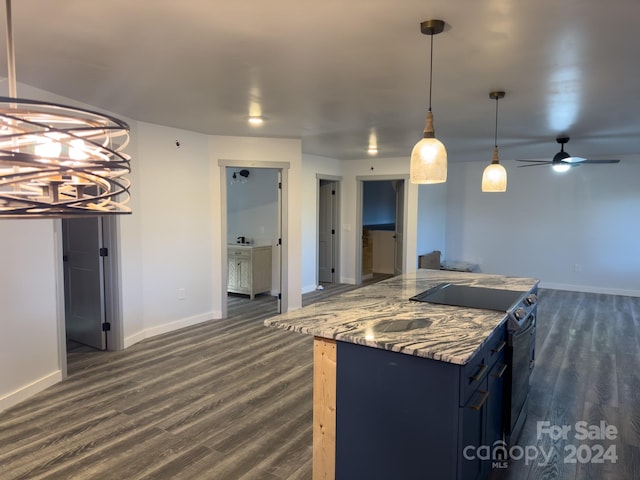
227, 244, 272, 299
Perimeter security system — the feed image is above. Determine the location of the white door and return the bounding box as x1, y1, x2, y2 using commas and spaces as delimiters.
393, 180, 405, 276
62, 217, 106, 350
318, 180, 338, 283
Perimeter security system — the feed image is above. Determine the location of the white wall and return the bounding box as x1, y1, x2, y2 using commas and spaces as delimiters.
445, 158, 640, 296
0, 220, 62, 411
417, 182, 447, 266
124, 122, 215, 345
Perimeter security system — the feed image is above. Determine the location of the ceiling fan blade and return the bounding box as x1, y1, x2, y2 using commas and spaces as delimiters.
515, 159, 551, 163
517, 162, 551, 168
582, 159, 621, 164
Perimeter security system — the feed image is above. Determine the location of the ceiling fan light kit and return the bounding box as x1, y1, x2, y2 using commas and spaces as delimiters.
482, 91, 507, 192
0, 0, 132, 218
410, 19, 447, 184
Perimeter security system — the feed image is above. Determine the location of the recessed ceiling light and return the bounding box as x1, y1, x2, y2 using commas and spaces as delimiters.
248, 116, 264, 126
367, 147, 378, 155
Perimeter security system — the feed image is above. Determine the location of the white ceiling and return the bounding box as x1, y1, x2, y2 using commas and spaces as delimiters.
2, 0, 639, 163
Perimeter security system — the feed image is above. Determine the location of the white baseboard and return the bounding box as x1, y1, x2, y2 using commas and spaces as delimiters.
123, 330, 147, 349
540, 281, 640, 298
123, 311, 220, 349
0, 370, 62, 413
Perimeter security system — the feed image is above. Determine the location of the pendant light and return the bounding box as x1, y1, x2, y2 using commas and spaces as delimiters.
0, 0, 131, 217
410, 19, 447, 184
481, 91, 507, 192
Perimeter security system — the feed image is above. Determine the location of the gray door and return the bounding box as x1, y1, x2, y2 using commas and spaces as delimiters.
62, 217, 106, 350
319, 180, 338, 283
277, 170, 282, 313
393, 180, 404, 276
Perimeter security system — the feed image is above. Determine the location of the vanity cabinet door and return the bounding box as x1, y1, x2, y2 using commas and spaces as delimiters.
228, 251, 250, 294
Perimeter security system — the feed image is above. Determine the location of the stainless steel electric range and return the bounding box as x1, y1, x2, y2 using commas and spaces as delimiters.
410, 283, 538, 445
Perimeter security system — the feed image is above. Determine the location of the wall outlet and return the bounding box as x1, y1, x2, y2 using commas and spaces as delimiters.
574, 263, 582, 273
178, 288, 186, 300
477, 257, 483, 265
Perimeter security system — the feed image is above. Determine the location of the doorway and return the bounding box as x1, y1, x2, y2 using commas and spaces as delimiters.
356, 177, 407, 284
61, 216, 121, 352
318, 177, 340, 284
221, 164, 286, 317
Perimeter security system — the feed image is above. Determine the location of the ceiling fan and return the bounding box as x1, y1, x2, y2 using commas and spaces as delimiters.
517, 136, 620, 172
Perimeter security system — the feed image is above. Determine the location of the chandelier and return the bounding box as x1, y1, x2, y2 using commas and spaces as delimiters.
0, 0, 131, 217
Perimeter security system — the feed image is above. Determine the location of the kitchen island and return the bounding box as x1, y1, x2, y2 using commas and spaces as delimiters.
264, 270, 539, 480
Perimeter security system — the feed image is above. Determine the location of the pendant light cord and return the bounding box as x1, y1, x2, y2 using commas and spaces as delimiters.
494, 96, 499, 148
5, 0, 17, 97
428, 33, 434, 112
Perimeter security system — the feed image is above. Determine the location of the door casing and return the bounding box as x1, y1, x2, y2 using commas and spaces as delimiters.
54, 215, 124, 378
218, 160, 289, 317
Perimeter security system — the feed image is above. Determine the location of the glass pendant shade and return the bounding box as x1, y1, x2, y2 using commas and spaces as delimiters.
482, 147, 507, 192
410, 111, 447, 184
411, 19, 447, 185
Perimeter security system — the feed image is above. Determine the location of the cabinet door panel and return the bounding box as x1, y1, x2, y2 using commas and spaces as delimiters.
459, 377, 488, 480
239, 258, 251, 289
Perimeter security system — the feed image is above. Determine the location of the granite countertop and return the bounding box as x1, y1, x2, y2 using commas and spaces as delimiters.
264, 270, 539, 365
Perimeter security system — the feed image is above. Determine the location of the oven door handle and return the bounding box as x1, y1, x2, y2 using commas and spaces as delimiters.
492, 363, 508, 379
491, 340, 506, 354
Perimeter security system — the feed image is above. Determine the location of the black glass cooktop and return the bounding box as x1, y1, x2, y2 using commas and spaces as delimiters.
410, 283, 527, 312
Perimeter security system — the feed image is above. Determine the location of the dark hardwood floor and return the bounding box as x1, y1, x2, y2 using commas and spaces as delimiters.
1, 281, 639, 479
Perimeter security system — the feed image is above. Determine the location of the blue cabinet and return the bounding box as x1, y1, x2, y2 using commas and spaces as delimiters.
335, 323, 507, 480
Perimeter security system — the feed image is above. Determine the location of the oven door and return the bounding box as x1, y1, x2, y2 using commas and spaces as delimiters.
508, 312, 536, 437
